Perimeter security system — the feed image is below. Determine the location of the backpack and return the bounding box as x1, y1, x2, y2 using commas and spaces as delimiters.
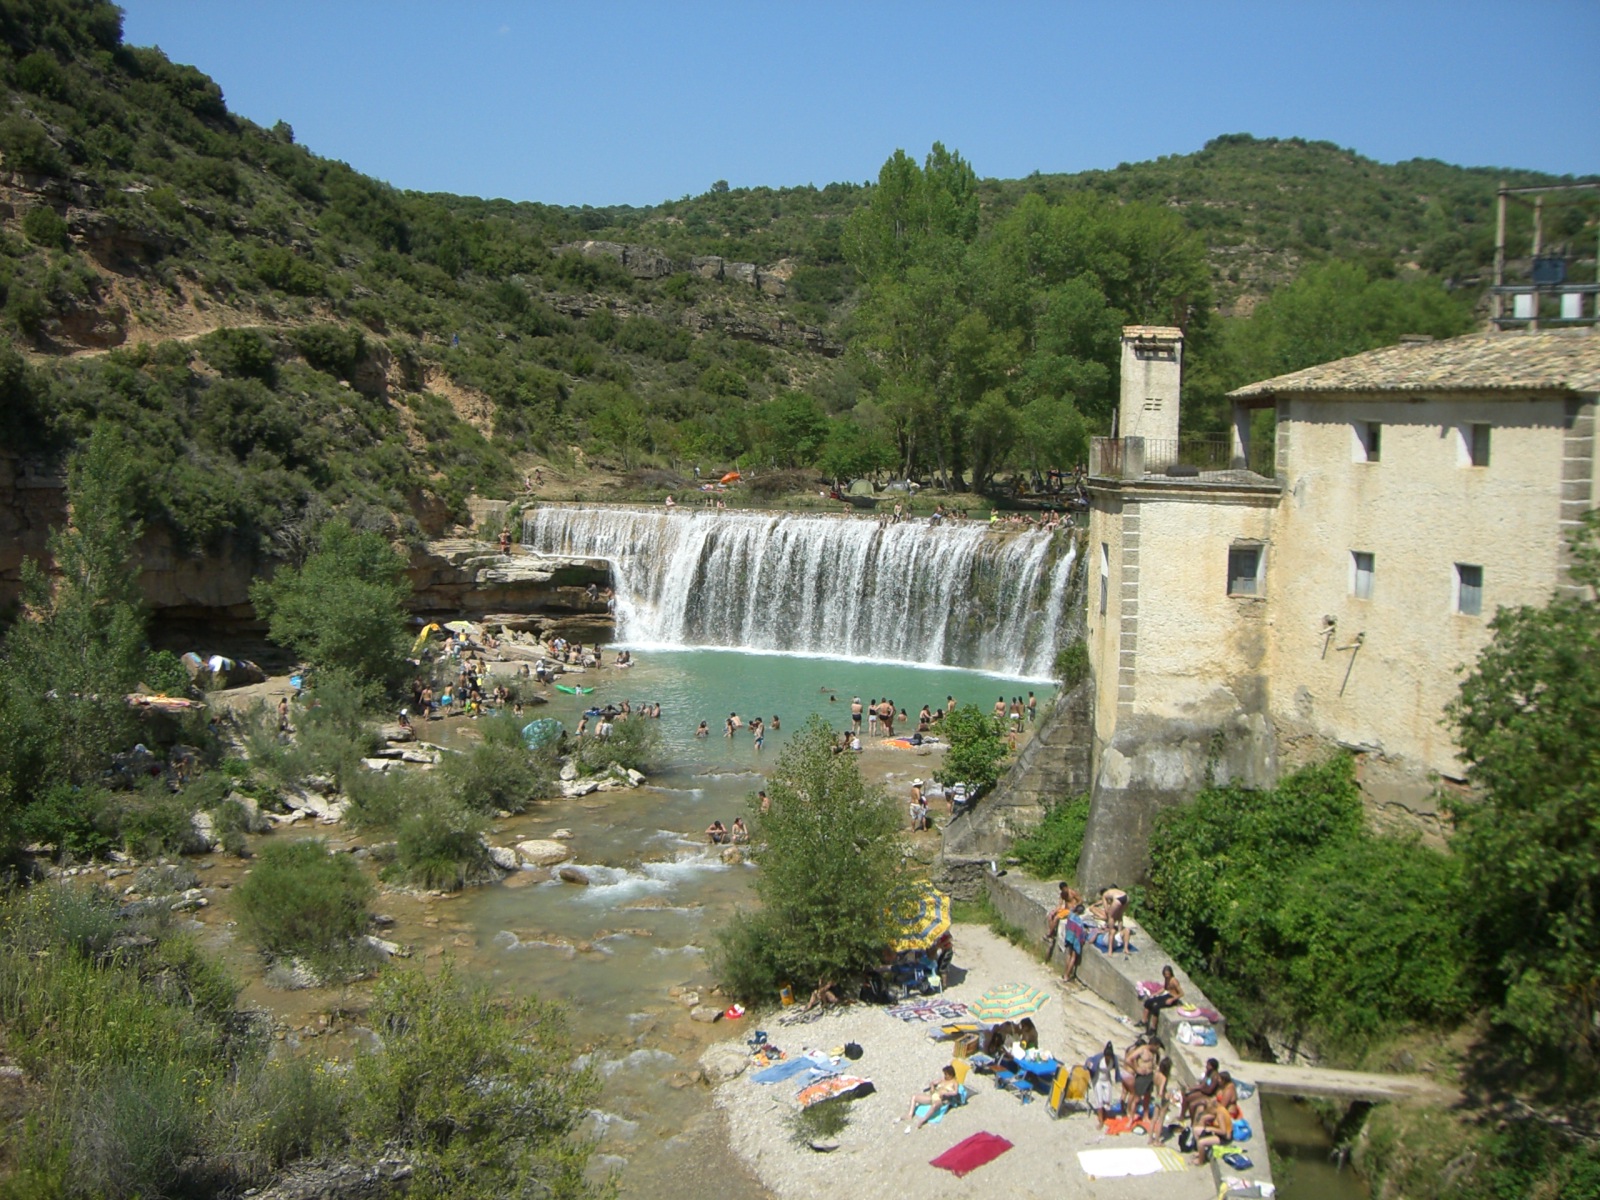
1232, 1117, 1252, 1142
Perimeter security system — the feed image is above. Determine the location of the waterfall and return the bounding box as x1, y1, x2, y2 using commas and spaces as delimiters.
524, 506, 1080, 678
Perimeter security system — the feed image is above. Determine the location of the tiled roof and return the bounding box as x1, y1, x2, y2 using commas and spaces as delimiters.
1228, 330, 1600, 398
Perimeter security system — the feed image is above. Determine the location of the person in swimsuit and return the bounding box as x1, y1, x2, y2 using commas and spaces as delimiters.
1148, 1055, 1175, 1143
706, 820, 728, 845
902, 1065, 961, 1130
1094, 885, 1131, 956
1125, 1037, 1159, 1123
1181, 1058, 1222, 1120
695, 720, 709, 738
1144, 964, 1184, 1032
730, 817, 749, 844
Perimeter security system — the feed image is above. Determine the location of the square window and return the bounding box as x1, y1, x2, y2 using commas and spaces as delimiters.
1469, 424, 1491, 467
1456, 563, 1483, 615
1352, 551, 1375, 600
1228, 544, 1262, 596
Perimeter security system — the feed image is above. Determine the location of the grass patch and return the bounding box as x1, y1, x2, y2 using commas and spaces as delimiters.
234, 838, 375, 979
1010, 794, 1090, 880
952, 893, 1034, 952
787, 1098, 855, 1147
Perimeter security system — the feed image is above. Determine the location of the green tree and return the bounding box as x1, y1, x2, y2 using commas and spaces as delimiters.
714, 717, 904, 1001
250, 520, 410, 692
1447, 510, 1600, 1071
935, 705, 1009, 796
0, 424, 147, 842
1222, 260, 1475, 387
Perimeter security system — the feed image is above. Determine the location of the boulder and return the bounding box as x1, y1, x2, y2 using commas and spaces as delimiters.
170, 888, 208, 912
516, 839, 573, 867
485, 844, 520, 872
689, 255, 725, 280
557, 866, 589, 886
190, 810, 219, 851
551, 828, 573, 840
689, 1005, 722, 1024
698, 1045, 748, 1083
560, 780, 599, 798
559, 762, 578, 782
363, 934, 409, 959
720, 847, 743, 866
626, 769, 646, 787
377, 723, 416, 743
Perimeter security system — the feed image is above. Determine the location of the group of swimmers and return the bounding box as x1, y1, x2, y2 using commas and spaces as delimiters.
693, 712, 780, 751
705, 817, 749, 845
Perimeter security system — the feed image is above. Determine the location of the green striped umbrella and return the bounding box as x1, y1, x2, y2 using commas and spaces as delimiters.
969, 982, 1050, 1023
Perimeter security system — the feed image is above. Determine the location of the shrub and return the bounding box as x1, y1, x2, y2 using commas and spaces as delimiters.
393, 795, 489, 891
1054, 641, 1089, 689
234, 838, 372, 965
142, 648, 192, 696
21, 204, 69, 249
199, 327, 278, 383
934, 705, 1009, 796
347, 962, 604, 1200
1139, 756, 1469, 1050
573, 714, 660, 777
1011, 793, 1091, 880
111, 781, 199, 858
441, 734, 551, 815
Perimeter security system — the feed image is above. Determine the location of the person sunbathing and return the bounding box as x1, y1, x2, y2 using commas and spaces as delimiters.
901, 1065, 961, 1131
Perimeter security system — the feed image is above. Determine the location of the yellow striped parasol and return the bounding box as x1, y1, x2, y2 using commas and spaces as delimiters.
969, 982, 1050, 1023
890, 886, 952, 952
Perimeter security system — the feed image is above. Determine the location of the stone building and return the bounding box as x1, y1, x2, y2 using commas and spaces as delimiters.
1077, 327, 1600, 889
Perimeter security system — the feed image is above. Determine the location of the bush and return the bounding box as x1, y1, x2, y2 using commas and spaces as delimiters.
440, 733, 551, 815
573, 714, 660, 777
347, 963, 604, 1200
142, 648, 192, 696
199, 327, 278, 383
934, 705, 1009, 796
393, 794, 490, 891
1054, 641, 1089, 689
111, 781, 199, 858
21, 204, 69, 249
234, 838, 372, 967
713, 717, 905, 1003
1011, 793, 1090, 880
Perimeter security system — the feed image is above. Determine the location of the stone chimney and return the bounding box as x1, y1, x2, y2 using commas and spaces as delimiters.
1117, 326, 1183, 442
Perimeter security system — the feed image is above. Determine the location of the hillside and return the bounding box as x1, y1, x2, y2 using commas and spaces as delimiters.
0, 0, 1595, 563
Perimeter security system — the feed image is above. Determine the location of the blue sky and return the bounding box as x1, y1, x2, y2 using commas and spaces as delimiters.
120, 1, 1597, 208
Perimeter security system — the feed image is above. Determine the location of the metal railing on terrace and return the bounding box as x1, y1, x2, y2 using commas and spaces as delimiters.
1089, 435, 1276, 484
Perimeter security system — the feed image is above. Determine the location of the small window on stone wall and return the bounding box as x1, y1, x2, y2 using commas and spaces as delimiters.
1228, 543, 1263, 596
1099, 542, 1110, 616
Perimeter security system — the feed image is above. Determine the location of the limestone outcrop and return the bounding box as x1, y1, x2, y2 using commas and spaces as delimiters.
555, 240, 787, 297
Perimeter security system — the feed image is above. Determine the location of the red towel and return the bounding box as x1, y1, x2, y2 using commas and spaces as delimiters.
930, 1131, 1014, 1178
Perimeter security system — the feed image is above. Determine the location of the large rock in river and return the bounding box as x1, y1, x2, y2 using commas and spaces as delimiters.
516, 839, 572, 867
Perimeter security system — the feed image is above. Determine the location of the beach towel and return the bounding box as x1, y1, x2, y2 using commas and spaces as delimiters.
796, 1075, 873, 1108
1076, 1147, 1188, 1177
885, 1000, 968, 1023
752, 1055, 831, 1085
913, 1084, 968, 1126
1136, 980, 1164, 998
930, 1131, 1013, 1178
1102, 1114, 1136, 1136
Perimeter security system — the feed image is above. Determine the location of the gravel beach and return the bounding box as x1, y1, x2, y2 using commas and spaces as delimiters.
710, 922, 1219, 1199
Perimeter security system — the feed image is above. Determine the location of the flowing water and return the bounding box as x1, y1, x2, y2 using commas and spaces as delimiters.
438, 650, 1058, 1197
524, 505, 1079, 678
